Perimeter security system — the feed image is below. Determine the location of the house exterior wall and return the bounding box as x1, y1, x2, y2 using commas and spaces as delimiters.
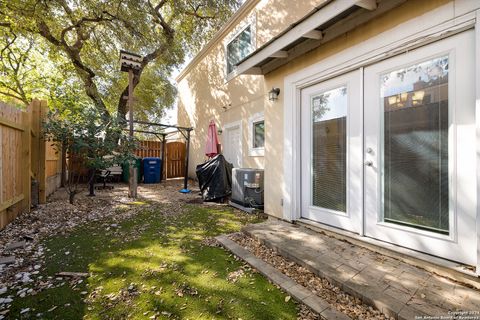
263, 0, 454, 219
176, 0, 329, 177
177, 0, 477, 223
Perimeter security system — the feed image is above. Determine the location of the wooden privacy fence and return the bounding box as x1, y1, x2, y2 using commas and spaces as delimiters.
0, 100, 61, 229
70, 139, 186, 181
135, 140, 185, 179
135, 140, 162, 158
165, 141, 185, 179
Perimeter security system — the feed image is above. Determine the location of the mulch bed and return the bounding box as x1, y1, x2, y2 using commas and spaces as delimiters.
229, 232, 394, 320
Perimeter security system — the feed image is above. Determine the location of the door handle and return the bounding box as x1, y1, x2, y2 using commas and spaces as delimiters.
365, 160, 373, 167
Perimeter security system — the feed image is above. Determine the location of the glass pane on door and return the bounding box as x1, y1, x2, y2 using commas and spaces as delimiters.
381, 56, 449, 234
311, 86, 347, 212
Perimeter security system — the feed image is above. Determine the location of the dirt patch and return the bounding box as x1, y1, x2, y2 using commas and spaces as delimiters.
229, 232, 394, 320
185, 198, 204, 204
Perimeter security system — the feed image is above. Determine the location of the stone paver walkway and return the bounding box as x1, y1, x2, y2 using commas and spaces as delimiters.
243, 220, 480, 320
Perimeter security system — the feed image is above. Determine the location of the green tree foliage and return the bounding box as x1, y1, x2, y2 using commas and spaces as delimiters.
0, 32, 56, 107
1, 0, 240, 120
43, 104, 137, 204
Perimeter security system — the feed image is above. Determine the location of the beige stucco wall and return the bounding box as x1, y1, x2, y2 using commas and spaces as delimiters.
255, 0, 329, 47
178, 0, 459, 218
176, 0, 330, 177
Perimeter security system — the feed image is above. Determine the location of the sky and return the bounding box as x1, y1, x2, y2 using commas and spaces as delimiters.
161, 54, 193, 126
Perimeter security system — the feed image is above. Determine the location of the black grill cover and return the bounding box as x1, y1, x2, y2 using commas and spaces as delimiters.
196, 155, 233, 201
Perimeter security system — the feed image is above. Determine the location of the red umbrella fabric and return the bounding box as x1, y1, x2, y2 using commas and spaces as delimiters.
205, 120, 219, 158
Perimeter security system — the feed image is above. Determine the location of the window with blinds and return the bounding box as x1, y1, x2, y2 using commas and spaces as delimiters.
311, 86, 347, 212
381, 56, 449, 234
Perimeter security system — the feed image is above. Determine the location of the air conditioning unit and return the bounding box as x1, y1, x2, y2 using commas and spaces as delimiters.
231, 168, 264, 211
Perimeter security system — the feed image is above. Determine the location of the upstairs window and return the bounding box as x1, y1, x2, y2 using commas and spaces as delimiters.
226, 25, 254, 75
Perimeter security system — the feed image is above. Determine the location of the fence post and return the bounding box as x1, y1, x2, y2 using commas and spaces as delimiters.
30, 100, 39, 206
21, 104, 32, 211
38, 100, 47, 203
30, 100, 39, 183
29, 100, 47, 204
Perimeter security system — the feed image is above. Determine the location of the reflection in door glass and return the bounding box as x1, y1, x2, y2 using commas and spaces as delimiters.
381, 56, 449, 234
311, 86, 347, 212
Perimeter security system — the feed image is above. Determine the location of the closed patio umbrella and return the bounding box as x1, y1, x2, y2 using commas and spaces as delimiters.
205, 120, 219, 158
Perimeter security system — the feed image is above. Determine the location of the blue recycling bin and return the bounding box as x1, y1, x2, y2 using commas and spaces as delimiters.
143, 157, 162, 184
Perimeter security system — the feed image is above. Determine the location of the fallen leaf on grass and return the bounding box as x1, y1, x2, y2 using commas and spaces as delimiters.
47, 306, 57, 312
227, 269, 245, 283
56, 272, 88, 278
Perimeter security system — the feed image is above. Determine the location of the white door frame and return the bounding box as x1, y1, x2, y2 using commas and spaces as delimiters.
475, 10, 480, 273
223, 120, 243, 168
300, 71, 363, 234
283, 6, 480, 270
362, 31, 476, 265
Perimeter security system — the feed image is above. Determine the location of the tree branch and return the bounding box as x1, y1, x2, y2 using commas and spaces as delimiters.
147, 0, 175, 39
115, 1, 177, 122
0, 89, 27, 104
0, 26, 17, 57
184, 3, 216, 20
36, 19, 111, 122
60, 13, 114, 45
37, 20, 62, 46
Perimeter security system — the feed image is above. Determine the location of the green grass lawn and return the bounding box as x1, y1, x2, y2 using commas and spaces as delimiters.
9, 204, 298, 319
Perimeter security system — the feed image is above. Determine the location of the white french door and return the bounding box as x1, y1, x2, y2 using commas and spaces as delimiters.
301, 31, 476, 265
301, 71, 362, 233
364, 31, 476, 265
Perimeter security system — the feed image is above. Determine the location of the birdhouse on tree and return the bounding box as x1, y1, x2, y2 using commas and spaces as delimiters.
119, 50, 142, 73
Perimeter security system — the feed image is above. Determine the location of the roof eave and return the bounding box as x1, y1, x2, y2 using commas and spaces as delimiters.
232, 0, 380, 78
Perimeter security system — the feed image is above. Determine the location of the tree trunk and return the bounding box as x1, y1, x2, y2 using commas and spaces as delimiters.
69, 192, 75, 205
61, 143, 67, 187
88, 168, 96, 196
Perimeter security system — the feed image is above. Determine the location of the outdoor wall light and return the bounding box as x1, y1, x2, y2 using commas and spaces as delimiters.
268, 87, 280, 101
